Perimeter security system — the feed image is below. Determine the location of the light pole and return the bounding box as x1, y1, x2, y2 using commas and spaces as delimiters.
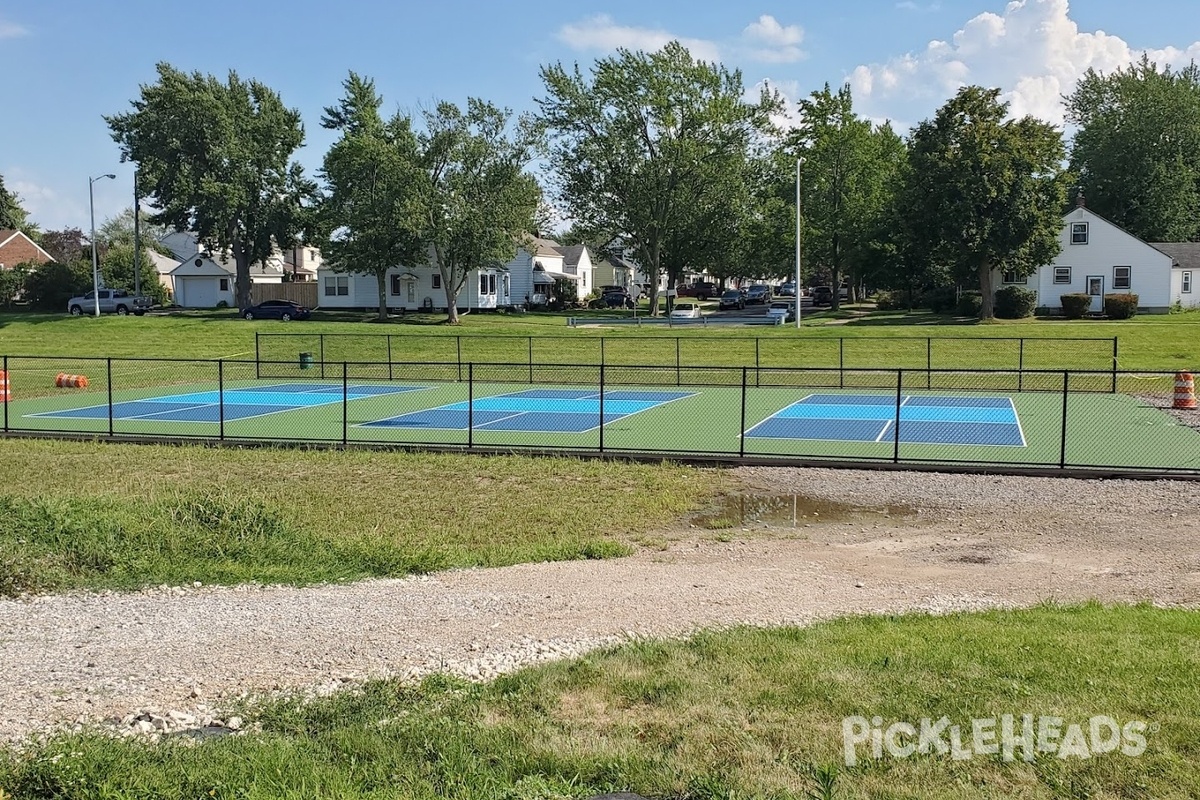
795, 158, 803, 329
89, 173, 116, 317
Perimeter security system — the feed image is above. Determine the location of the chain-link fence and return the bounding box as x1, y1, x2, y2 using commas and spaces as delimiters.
4, 355, 1198, 476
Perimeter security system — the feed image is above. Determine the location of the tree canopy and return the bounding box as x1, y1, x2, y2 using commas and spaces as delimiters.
0, 174, 33, 233
1066, 56, 1200, 242
902, 86, 1068, 319
106, 62, 315, 309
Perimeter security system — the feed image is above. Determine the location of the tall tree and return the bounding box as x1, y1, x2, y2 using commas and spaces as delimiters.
903, 86, 1068, 319
106, 62, 315, 310
318, 73, 426, 321
416, 99, 541, 324
38, 228, 88, 265
537, 42, 780, 314
0, 174, 33, 233
790, 84, 901, 309
1066, 56, 1200, 242
98, 206, 175, 254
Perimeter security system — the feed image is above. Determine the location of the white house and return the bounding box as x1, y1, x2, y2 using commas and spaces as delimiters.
168, 253, 236, 308
146, 250, 180, 298
1149, 242, 1200, 310
996, 199, 1182, 314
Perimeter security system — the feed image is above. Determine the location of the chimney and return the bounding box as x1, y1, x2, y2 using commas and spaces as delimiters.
1075, 190, 1086, 209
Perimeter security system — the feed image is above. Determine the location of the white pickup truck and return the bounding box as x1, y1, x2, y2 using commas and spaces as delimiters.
67, 289, 155, 316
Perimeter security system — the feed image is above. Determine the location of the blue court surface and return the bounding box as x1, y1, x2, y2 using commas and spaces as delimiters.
28, 382, 426, 423
362, 388, 695, 433
745, 393, 1026, 447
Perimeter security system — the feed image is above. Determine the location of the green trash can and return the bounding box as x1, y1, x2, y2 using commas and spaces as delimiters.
299, 352, 314, 370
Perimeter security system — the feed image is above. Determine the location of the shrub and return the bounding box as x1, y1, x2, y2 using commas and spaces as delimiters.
1059, 293, 1092, 319
924, 287, 958, 314
875, 290, 924, 311
1104, 293, 1139, 319
956, 291, 982, 317
23, 260, 92, 310
994, 285, 1037, 319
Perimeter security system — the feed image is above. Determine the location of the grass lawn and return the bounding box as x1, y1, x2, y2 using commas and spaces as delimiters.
1, 604, 1196, 799
0, 308, 1198, 370
0, 438, 717, 597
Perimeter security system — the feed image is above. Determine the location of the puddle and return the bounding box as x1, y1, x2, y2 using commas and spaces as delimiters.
694, 494, 916, 529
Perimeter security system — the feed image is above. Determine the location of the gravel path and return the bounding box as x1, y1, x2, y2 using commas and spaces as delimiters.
2, 467, 1198, 743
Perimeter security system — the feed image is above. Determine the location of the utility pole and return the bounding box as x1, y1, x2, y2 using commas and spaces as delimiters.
133, 169, 142, 297
795, 158, 803, 329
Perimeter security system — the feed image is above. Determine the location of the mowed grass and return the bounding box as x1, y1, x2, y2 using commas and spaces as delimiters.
1, 604, 1196, 799
1, 308, 1199, 370
0, 438, 717, 596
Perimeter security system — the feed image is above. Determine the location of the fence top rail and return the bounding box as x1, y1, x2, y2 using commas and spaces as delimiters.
255, 331, 1118, 343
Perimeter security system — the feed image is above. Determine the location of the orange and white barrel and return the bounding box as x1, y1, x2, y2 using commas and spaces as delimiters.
1173, 372, 1197, 410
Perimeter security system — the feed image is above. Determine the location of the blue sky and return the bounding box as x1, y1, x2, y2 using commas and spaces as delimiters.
1, 0, 1197, 231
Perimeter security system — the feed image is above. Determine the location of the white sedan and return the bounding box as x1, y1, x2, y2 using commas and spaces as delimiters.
669, 302, 701, 319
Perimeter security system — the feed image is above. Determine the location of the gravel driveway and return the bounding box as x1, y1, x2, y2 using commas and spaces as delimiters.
2, 467, 1197, 743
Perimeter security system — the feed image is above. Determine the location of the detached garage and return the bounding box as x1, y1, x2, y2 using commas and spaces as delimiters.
169, 254, 236, 308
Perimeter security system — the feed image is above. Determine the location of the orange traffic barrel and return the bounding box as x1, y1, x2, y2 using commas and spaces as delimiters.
0, 369, 9, 402
1174, 372, 1197, 409
55, 373, 89, 389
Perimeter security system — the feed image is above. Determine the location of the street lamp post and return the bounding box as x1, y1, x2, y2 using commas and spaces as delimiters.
89, 173, 116, 317
795, 158, 803, 329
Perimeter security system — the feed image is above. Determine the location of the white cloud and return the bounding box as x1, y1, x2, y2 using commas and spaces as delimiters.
848, 0, 1200, 130
750, 78, 803, 130
896, 2, 942, 13
555, 13, 806, 65
0, 16, 29, 39
555, 14, 721, 63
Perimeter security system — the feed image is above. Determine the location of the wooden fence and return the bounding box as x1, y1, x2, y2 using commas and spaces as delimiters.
249, 282, 319, 307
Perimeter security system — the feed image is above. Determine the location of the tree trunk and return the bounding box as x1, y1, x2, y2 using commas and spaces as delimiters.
234, 249, 251, 311
830, 236, 841, 311
442, 279, 460, 324
376, 271, 389, 322
977, 259, 995, 320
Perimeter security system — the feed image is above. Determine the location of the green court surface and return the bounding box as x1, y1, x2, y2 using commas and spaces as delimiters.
5, 368, 1199, 473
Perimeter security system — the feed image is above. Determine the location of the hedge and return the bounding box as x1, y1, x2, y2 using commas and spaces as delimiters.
956, 291, 982, 317
1059, 293, 1092, 319
994, 285, 1037, 319
1104, 293, 1139, 319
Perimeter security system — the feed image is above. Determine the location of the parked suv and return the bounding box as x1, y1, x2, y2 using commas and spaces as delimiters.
811, 286, 834, 306
678, 281, 719, 300
717, 289, 746, 310
67, 289, 154, 316
745, 284, 772, 304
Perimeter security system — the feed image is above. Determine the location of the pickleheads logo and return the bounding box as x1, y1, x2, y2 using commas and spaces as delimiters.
842, 714, 1151, 767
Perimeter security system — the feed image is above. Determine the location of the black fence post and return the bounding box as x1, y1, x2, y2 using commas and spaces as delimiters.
342, 362, 349, 445
599, 364, 605, 453
3, 355, 8, 433
600, 336, 606, 369
319, 334, 326, 379
1111, 338, 1119, 393
106, 357, 114, 438
675, 337, 681, 386
926, 338, 932, 390
1059, 370, 1069, 469
839, 339, 845, 389
467, 363, 474, 449
254, 333, 261, 379
387, 335, 394, 382
1018, 339, 1025, 392
457, 336, 463, 383
218, 359, 225, 441
739, 366, 747, 457
893, 369, 903, 464
528, 336, 534, 384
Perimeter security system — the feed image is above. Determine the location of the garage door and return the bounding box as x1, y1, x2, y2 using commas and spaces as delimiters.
180, 277, 218, 308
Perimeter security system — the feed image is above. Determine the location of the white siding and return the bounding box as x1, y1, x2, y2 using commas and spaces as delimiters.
1171, 268, 1200, 309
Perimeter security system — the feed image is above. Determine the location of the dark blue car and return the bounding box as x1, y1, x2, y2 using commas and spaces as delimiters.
242, 299, 311, 321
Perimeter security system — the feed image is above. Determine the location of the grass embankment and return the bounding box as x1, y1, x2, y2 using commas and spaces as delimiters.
1, 604, 1196, 799
0, 439, 713, 597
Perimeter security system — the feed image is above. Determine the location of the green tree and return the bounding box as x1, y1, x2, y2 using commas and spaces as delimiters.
23, 262, 92, 311
0, 174, 33, 233
537, 42, 780, 314
38, 228, 88, 265
790, 84, 902, 309
99, 243, 169, 304
1066, 56, 1200, 242
416, 99, 541, 324
903, 86, 1068, 319
0, 264, 28, 308
98, 207, 176, 255
106, 63, 315, 311
318, 73, 427, 321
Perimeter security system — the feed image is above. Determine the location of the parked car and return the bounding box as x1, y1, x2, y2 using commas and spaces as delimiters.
777, 282, 796, 297
242, 299, 311, 321
717, 289, 746, 310
745, 284, 773, 304
677, 281, 719, 300
601, 290, 635, 309
766, 300, 796, 323
67, 289, 154, 316
669, 302, 702, 320
811, 286, 834, 306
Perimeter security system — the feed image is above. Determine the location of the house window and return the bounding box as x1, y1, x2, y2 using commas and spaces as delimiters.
1183, 271, 1193, 294
1053, 267, 1071, 284
219, 278, 229, 291
1002, 271, 1027, 285
1071, 222, 1089, 245
407, 281, 415, 303
480, 274, 488, 295
502, 274, 510, 298
390, 274, 402, 296
324, 276, 348, 296
489, 274, 496, 294
1113, 266, 1131, 290
432, 273, 441, 290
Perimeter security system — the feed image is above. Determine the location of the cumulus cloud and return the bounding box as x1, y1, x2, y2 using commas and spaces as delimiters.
848, 0, 1200, 130
555, 13, 805, 65
896, 1, 941, 12
749, 78, 803, 130
0, 16, 29, 39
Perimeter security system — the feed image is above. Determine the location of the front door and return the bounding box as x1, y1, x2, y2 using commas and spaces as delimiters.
1087, 275, 1104, 313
